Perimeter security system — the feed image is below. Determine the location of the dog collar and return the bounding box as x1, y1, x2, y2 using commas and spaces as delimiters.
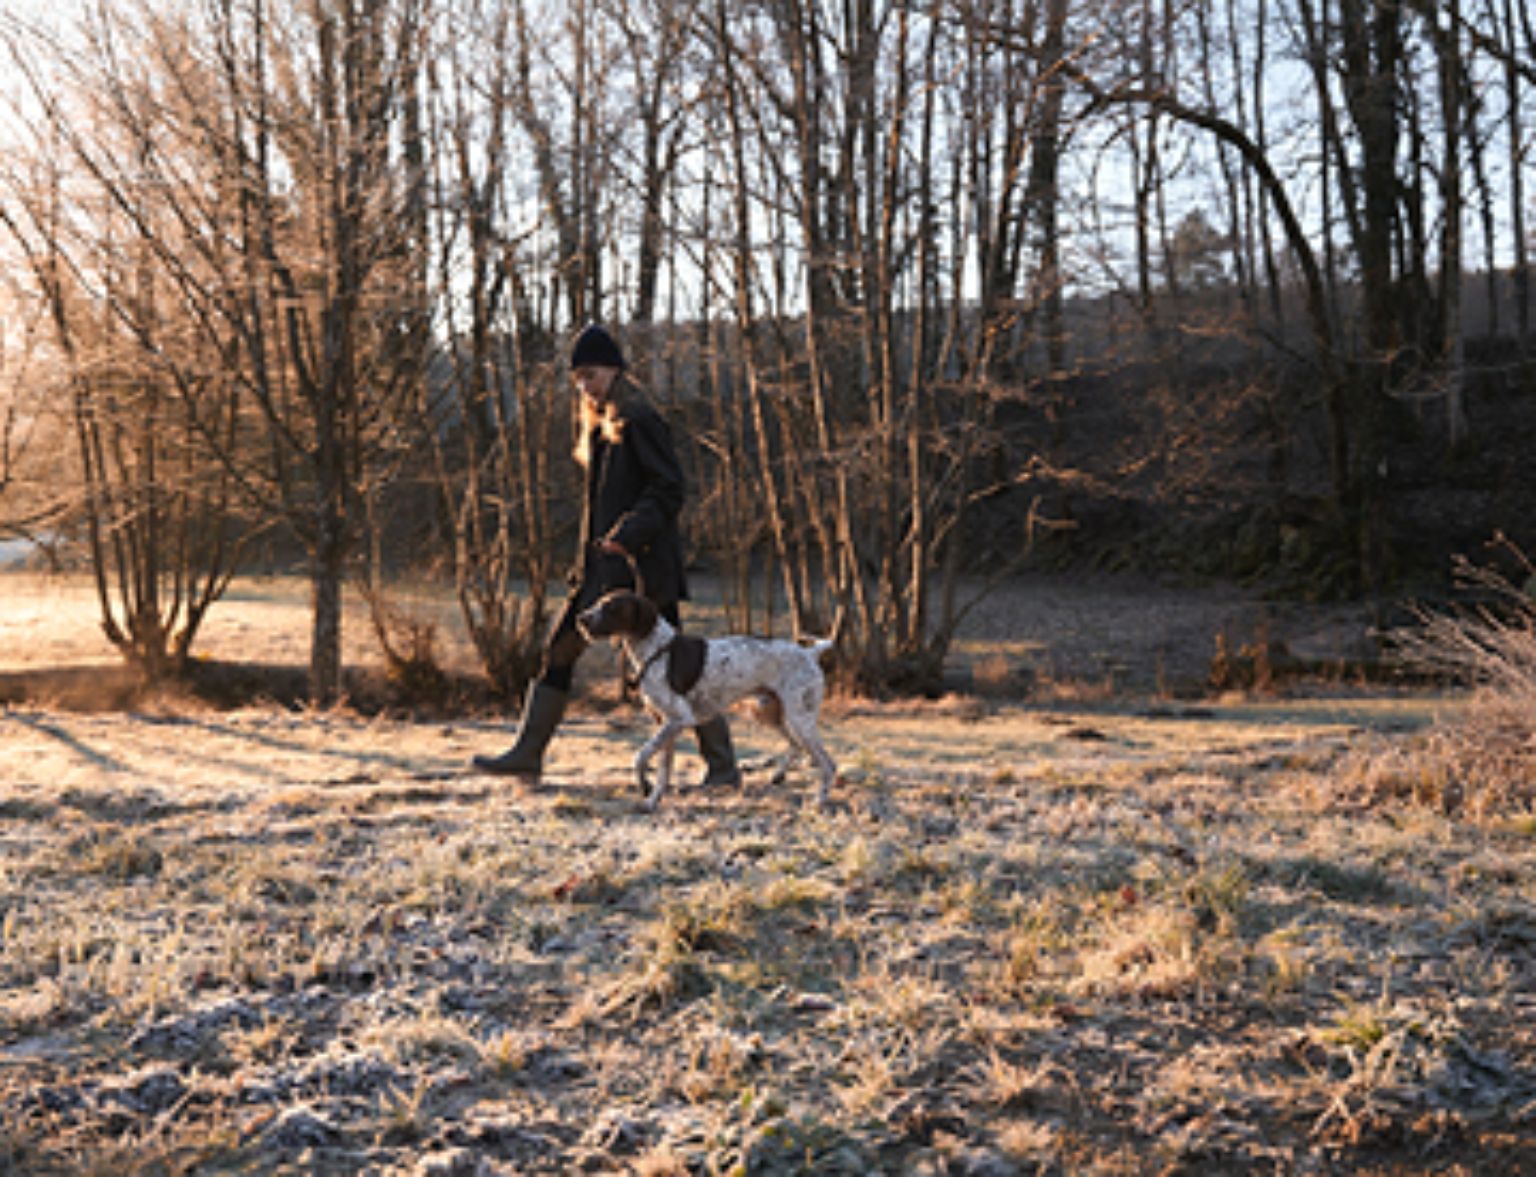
626, 639, 675, 692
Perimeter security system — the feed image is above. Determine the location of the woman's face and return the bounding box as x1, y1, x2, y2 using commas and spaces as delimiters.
572, 364, 620, 404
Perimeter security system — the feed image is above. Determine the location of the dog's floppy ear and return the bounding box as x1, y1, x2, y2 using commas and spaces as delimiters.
629, 593, 659, 635
667, 633, 707, 694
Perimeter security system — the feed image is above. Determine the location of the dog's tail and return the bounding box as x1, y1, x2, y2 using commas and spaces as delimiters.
802, 597, 847, 665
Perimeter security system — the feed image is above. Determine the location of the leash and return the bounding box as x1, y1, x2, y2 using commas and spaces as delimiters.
607, 544, 653, 701
617, 547, 647, 599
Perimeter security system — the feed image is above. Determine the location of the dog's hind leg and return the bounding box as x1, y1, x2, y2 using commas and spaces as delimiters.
782, 715, 836, 809
746, 689, 801, 786
805, 736, 837, 809
770, 743, 806, 787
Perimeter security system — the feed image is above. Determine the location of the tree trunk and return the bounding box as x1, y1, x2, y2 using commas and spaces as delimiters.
1340, 0, 1405, 589
1026, 0, 1069, 373
1500, 0, 1529, 338
310, 510, 345, 706
1438, 0, 1468, 445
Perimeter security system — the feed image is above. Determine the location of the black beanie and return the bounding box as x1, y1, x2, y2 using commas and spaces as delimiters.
570, 323, 626, 370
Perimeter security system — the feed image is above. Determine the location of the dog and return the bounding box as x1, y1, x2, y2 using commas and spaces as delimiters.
576, 590, 837, 810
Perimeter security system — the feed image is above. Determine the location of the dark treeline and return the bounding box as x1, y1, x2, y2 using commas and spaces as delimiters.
0, 0, 1532, 701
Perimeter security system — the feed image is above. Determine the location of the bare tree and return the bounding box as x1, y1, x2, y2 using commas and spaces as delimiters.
0, 27, 256, 677
692, 0, 1093, 692
506, 0, 620, 325
417, 0, 566, 699
5, 0, 1532, 703
3, 0, 437, 701
604, 0, 699, 327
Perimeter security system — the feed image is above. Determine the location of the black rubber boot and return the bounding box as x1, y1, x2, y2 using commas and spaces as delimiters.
694, 715, 742, 788
472, 683, 568, 780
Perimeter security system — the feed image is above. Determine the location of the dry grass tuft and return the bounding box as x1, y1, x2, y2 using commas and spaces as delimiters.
1348, 554, 1536, 820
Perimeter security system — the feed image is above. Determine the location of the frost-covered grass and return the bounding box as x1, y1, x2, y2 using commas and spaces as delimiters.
1, 686, 1532, 1174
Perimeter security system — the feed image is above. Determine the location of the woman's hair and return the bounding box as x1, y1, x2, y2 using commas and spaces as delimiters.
574, 377, 630, 469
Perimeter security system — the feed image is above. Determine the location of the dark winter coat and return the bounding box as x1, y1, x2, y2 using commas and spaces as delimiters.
575, 392, 688, 609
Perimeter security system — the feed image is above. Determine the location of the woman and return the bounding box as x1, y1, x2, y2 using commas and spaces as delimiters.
473, 323, 739, 787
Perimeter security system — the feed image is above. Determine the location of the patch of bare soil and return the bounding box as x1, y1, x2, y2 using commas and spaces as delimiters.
0, 569, 1385, 712
1, 572, 1531, 1174
944, 571, 1384, 696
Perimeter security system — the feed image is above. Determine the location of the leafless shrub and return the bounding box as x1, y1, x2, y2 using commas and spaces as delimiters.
359, 584, 451, 709
1356, 547, 1536, 819
1395, 549, 1536, 695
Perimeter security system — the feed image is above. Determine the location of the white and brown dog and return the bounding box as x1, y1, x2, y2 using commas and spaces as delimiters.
577, 590, 837, 810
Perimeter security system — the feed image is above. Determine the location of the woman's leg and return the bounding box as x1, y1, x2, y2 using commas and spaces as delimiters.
694, 715, 741, 787
472, 596, 589, 779
666, 600, 740, 788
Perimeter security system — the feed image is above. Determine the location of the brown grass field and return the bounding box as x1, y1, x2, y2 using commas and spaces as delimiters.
0, 572, 1533, 1175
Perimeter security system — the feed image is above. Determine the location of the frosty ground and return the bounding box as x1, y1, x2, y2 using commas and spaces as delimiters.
0, 573, 1532, 1174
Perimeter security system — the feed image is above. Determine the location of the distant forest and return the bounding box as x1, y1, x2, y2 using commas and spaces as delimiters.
0, 0, 1532, 700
